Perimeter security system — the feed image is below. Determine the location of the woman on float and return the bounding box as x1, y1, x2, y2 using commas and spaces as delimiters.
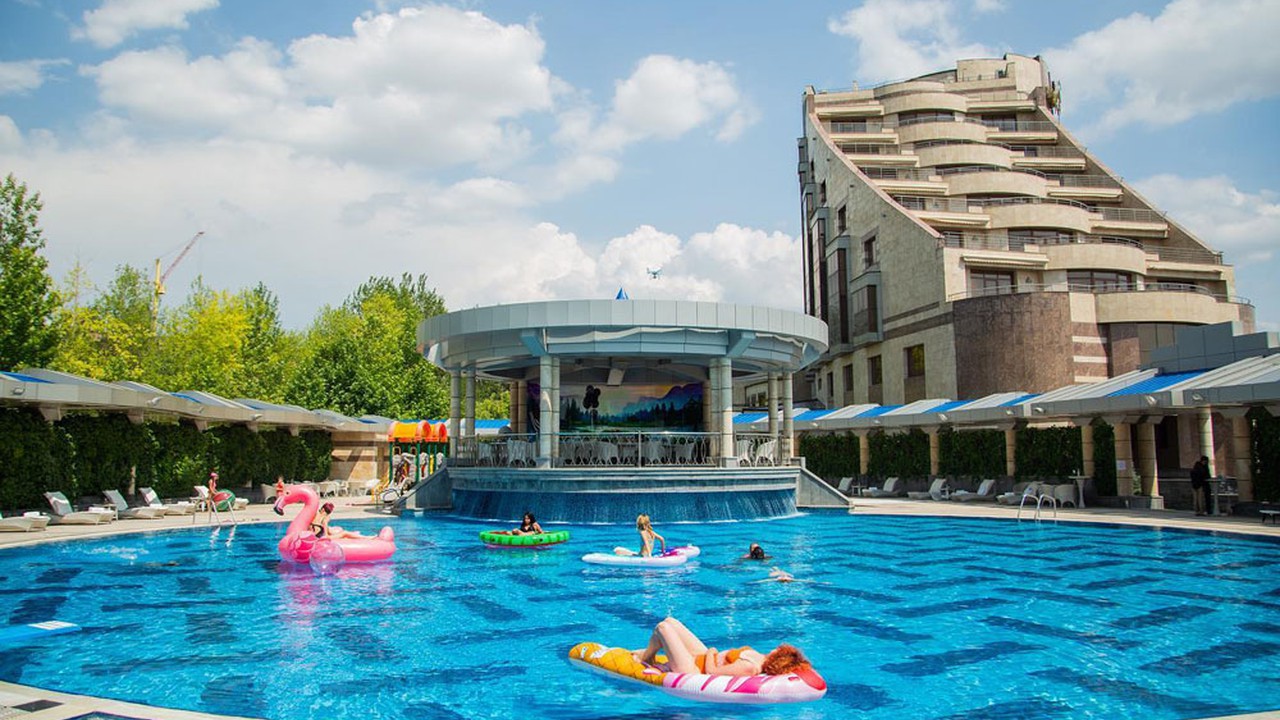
615, 513, 665, 557
631, 616, 811, 677
310, 502, 366, 540
495, 512, 543, 536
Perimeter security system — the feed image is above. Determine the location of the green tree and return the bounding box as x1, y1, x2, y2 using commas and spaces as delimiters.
0, 173, 60, 370
148, 279, 249, 396
287, 274, 452, 419
239, 282, 299, 402
53, 264, 154, 381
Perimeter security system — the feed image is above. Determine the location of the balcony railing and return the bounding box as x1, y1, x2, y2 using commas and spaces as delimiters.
982, 120, 1058, 133
1046, 174, 1120, 188
1096, 207, 1167, 223
940, 232, 1226, 266
453, 431, 787, 469
829, 121, 893, 133
1010, 145, 1084, 158
948, 282, 1250, 305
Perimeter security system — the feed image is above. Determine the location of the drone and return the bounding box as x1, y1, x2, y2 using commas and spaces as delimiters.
646, 267, 662, 279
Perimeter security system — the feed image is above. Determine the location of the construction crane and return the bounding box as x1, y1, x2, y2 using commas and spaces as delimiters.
152, 231, 205, 329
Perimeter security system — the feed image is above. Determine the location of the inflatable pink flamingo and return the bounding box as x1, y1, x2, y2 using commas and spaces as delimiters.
273, 485, 396, 563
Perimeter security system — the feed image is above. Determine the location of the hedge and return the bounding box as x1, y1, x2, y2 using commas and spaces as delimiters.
0, 408, 334, 512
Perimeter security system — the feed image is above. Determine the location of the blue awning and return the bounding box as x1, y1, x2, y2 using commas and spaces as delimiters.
1106, 371, 1206, 397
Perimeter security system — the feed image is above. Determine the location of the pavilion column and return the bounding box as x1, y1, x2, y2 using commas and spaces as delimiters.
449, 370, 461, 457
702, 377, 714, 457
508, 381, 519, 432
1113, 421, 1134, 495
713, 358, 734, 466
926, 427, 940, 478
782, 372, 795, 461
1077, 422, 1095, 477
514, 380, 527, 434
1004, 427, 1017, 478
856, 430, 870, 476
537, 355, 552, 468
1198, 408, 1216, 475
1136, 421, 1160, 500
550, 357, 561, 462
465, 367, 477, 441
767, 373, 779, 440
1231, 414, 1254, 501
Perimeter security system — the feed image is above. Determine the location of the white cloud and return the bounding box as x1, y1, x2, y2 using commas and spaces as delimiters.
0, 116, 21, 151
0, 59, 69, 95
1134, 174, 1280, 263
1043, 0, 1280, 135
829, 0, 994, 82
75, 0, 219, 49
82, 6, 556, 169
973, 0, 1005, 12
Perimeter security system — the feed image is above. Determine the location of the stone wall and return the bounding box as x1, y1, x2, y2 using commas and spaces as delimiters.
952, 291, 1075, 397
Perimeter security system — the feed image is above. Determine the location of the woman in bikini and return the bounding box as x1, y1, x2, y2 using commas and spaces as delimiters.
614, 513, 666, 557
631, 616, 811, 677
495, 511, 543, 535
311, 502, 365, 540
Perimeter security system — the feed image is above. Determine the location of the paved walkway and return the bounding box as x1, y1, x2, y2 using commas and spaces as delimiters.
0, 493, 1276, 719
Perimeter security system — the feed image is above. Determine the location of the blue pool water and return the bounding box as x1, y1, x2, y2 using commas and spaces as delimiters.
1, 512, 1278, 720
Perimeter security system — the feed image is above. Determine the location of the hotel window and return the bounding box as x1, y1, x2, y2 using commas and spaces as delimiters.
905, 344, 926, 378
842, 363, 854, 391
898, 110, 955, 126
863, 235, 878, 270
1068, 270, 1132, 292
851, 284, 879, 335
1008, 228, 1075, 249
826, 372, 834, 399
860, 166, 898, 179
819, 181, 827, 205
969, 271, 1015, 297
836, 205, 847, 233
867, 355, 883, 387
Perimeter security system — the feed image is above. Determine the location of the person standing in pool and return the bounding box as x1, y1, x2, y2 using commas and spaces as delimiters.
742, 543, 769, 560
615, 513, 665, 557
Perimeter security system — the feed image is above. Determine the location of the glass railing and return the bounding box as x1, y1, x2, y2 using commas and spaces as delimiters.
453, 431, 789, 469
947, 282, 1250, 305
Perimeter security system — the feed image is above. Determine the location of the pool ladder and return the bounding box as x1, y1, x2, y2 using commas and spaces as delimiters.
1015, 484, 1058, 522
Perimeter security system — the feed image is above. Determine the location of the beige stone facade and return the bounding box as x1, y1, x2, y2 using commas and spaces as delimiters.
798, 54, 1253, 407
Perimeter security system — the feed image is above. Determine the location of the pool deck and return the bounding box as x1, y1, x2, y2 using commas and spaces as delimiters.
0, 494, 1277, 719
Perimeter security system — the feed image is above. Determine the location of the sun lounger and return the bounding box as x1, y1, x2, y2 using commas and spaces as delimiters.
139, 487, 196, 515
863, 477, 902, 497
0, 513, 40, 532
907, 478, 949, 500
951, 479, 997, 502
103, 489, 167, 520
43, 492, 114, 525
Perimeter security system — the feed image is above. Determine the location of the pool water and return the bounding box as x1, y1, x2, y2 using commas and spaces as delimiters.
1, 512, 1278, 720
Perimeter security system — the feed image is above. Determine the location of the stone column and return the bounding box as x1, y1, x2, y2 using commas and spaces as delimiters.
782, 372, 795, 461
1198, 408, 1216, 475
1231, 415, 1254, 501
857, 430, 870, 476
1004, 427, 1017, 478
1113, 421, 1134, 495
767, 373, 779, 440
550, 357, 561, 462
449, 370, 461, 457
537, 355, 552, 468
1080, 423, 1095, 477
927, 427, 940, 478
465, 367, 477, 440
1136, 421, 1161, 502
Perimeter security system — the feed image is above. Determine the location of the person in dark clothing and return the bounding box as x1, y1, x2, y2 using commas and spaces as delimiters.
1190, 456, 1212, 516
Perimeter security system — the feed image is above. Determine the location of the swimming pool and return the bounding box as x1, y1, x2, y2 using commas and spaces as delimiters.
1, 512, 1277, 719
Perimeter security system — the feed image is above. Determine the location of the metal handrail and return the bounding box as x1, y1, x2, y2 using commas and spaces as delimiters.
939, 232, 1223, 266
947, 282, 1250, 305
1046, 174, 1120, 189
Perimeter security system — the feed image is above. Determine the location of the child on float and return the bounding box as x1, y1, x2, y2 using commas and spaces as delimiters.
311, 502, 366, 540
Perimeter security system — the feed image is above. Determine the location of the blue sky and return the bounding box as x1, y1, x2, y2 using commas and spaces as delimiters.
1, 0, 1277, 330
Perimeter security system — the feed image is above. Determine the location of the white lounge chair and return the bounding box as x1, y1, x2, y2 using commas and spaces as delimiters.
43, 492, 113, 524
103, 489, 167, 520
139, 487, 196, 515
0, 513, 40, 532
996, 482, 1033, 505
908, 478, 950, 500
836, 477, 855, 494
951, 479, 997, 502
863, 477, 903, 497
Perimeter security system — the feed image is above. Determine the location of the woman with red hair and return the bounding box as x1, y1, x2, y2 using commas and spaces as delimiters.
632, 617, 811, 677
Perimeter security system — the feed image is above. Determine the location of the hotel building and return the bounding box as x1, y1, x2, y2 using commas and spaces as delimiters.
796, 54, 1253, 408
